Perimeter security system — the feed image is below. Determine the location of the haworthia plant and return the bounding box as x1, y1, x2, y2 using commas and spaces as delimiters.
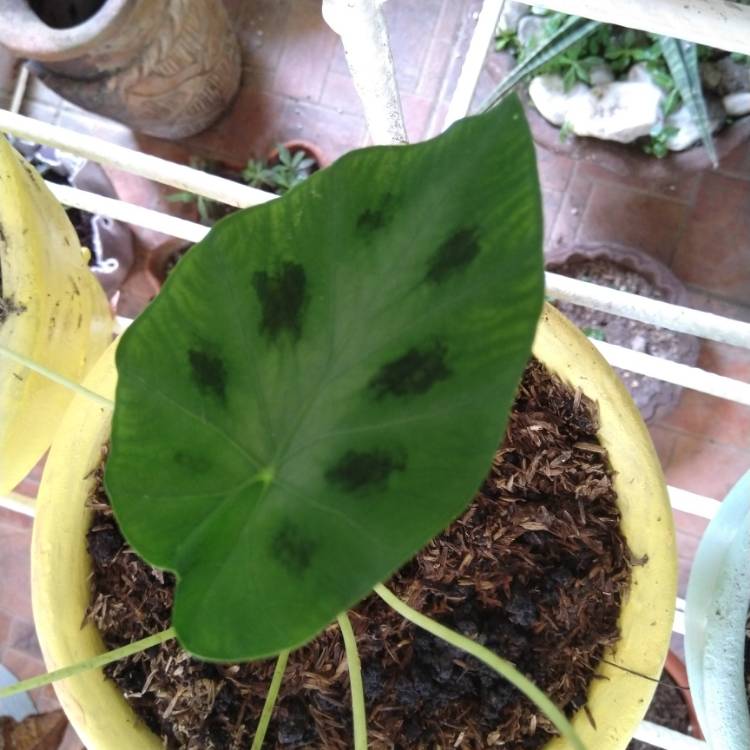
658, 36, 718, 167
106, 96, 544, 661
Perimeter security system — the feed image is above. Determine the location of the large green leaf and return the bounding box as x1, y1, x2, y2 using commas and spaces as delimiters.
106, 96, 544, 662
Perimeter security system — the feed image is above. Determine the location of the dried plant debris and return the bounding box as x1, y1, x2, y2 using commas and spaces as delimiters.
745, 610, 749, 712
87, 358, 633, 749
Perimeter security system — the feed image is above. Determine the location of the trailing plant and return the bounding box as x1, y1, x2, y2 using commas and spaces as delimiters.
0, 98, 595, 749
168, 147, 318, 226
242, 143, 317, 194
488, 10, 720, 163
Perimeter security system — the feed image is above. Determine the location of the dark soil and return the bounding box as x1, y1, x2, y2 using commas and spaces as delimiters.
40, 169, 96, 252
87, 358, 633, 749
550, 258, 695, 421
0, 266, 26, 325
626, 672, 692, 750
165, 246, 191, 277
29, 0, 106, 29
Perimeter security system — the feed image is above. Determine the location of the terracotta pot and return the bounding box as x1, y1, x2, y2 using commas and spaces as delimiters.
0, 0, 241, 138
144, 236, 192, 293
545, 242, 701, 422
32, 305, 677, 750
663, 651, 704, 741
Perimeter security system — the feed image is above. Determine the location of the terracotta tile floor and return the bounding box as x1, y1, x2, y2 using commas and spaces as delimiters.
2, 0, 750, 743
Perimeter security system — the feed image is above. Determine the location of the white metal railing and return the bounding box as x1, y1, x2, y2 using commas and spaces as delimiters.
4, 1, 749, 748
516, 0, 750, 56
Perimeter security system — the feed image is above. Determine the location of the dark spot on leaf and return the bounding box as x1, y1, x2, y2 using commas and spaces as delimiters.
425, 228, 481, 283
272, 523, 316, 573
188, 349, 227, 401
173, 450, 210, 473
326, 448, 406, 493
356, 194, 395, 234
369, 342, 451, 399
252, 261, 307, 339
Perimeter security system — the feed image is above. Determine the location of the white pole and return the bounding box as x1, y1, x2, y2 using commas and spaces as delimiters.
443, 0, 506, 128
548, 273, 750, 350
634, 721, 707, 750
46, 182, 208, 243
322, 0, 407, 145
0, 109, 275, 208
591, 339, 750, 407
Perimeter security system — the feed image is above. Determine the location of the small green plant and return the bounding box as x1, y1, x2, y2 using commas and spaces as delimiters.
582, 326, 607, 341
242, 144, 317, 195
644, 123, 680, 158
168, 146, 318, 226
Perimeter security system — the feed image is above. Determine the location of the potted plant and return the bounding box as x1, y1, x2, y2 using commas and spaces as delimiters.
23, 98, 675, 749
0, 0, 241, 138
487, 4, 750, 170
0, 135, 113, 495
685, 468, 750, 750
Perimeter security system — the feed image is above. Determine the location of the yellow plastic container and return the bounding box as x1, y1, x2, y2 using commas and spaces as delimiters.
0, 136, 113, 493
32, 305, 677, 750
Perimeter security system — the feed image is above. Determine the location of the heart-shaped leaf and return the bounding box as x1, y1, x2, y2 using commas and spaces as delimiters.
106, 97, 544, 661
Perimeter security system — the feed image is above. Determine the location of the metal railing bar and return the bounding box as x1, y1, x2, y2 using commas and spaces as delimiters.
0, 109, 275, 208
443, 0, 506, 129
591, 339, 750, 406
516, 0, 750, 57
547, 273, 750, 350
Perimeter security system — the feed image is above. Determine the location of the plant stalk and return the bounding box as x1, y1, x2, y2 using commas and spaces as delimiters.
0, 342, 114, 409
374, 584, 587, 750
337, 612, 368, 750
0, 627, 176, 699
250, 650, 290, 750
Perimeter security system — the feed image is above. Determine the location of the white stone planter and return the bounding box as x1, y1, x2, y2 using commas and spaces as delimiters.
685, 469, 750, 749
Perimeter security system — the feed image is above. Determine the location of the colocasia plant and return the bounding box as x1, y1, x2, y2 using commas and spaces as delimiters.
0, 97, 589, 749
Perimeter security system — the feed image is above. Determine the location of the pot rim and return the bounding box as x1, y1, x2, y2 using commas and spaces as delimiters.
0, 0, 131, 62
32, 304, 677, 750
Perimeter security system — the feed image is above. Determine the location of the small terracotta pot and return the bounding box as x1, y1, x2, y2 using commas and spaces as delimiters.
0, 0, 241, 138
663, 651, 704, 740
144, 237, 192, 293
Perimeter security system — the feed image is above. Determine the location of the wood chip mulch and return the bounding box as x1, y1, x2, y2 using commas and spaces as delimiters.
86, 358, 634, 749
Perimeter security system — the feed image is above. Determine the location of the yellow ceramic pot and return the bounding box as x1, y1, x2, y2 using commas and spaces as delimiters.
0, 136, 113, 493
32, 305, 677, 750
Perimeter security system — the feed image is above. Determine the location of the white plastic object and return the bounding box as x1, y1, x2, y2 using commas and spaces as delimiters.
685, 469, 750, 749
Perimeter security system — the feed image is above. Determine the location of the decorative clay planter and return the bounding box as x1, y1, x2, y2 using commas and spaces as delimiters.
546, 242, 700, 423
0, 0, 241, 138
32, 305, 677, 750
685, 468, 750, 749
0, 135, 112, 494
